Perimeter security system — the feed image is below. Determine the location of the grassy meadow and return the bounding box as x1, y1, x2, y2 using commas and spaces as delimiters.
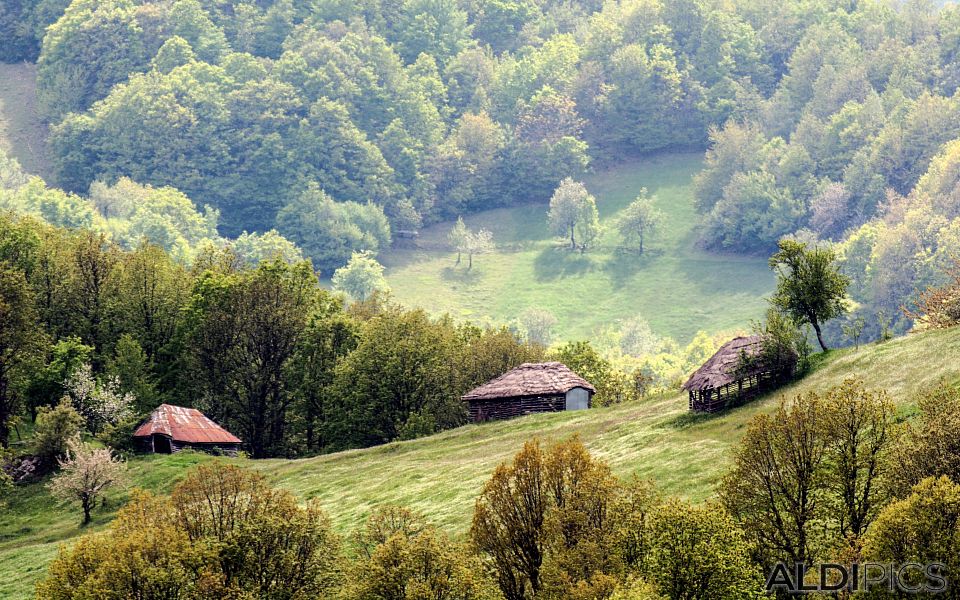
4, 325, 960, 599
381, 153, 775, 344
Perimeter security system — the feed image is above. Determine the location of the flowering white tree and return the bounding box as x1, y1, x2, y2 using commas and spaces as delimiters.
65, 364, 134, 435
48, 438, 127, 525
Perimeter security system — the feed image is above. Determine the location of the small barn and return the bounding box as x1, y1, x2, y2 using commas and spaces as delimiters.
462, 362, 595, 423
682, 335, 796, 413
134, 404, 242, 455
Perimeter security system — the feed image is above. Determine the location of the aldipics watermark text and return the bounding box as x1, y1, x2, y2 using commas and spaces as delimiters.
766, 562, 948, 594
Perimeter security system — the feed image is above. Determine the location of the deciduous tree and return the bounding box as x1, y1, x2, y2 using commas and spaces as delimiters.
0, 267, 45, 448
332, 251, 391, 302
769, 239, 850, 351
31, 397, 84, 467
617, 190, 664, 254
547, 179, 599, 252
465, 227, 494, 270
180, 260, 321, 457
48, 438, 127, 525
0, 266, 45, 446
645, 500, 763, 600
719, 393, 828, 568
822, 380, 896, 539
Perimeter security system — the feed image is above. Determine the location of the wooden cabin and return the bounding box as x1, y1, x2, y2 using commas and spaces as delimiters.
682, 335, 796, 413
462, 362, 595, 423
134, 404, 242, 455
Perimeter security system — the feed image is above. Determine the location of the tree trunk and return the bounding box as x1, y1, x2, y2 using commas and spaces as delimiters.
82, 496, 92, 525
812, 320, 828, 351
0, 385, 9, 448
639, 230, 644, 254
468, 252, 473, 270
569, 226, 576, 250
455, 251, 461, 266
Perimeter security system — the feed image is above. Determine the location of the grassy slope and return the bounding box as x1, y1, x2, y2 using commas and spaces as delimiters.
5, 326, 960, 599
0, 63, 53, 180
381, 153, 775, 344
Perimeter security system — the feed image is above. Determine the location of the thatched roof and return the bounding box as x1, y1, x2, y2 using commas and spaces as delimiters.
462, 362, 595, 401
682, 335, 764, 392
134, 404, 242, 444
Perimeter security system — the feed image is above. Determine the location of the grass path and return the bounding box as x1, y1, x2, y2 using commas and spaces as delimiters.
4, 326, 959, 599
0, 62, 52, 180
381, 153, 775, 344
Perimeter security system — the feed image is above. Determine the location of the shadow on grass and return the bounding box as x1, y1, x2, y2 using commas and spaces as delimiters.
440, 266, 483, 285
661, 409, 727, 430
533, 246, 596, 281
603, 248, 663, 288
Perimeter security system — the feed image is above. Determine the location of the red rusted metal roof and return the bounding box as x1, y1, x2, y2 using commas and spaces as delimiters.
133, 404, 242, 444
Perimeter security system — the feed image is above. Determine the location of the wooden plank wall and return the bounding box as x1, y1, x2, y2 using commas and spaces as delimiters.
468, 394, 566, 422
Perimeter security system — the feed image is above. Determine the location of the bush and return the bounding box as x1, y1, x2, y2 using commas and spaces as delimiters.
31, 397, 83, 468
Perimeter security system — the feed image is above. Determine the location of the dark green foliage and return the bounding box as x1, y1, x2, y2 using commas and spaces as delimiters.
178, 259, 322, 458
325, 308, 465, 450
0, 210, 544, 459
276, 184, 392, 273
37, 0, 150, 120
0, 0, 41, 62
750, 308, 810, 377
287, 296, 361, 453
24, 337, 91, 420
105, 334, 159, 413
0, 266, 46, 446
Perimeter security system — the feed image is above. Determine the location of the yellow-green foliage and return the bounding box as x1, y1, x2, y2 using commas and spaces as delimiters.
863, 476, 960, 577
37, 463, 343, 599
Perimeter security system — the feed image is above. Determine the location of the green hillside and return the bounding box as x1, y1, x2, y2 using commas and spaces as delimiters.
4, 325, 960, 599
382, 153, 775, 344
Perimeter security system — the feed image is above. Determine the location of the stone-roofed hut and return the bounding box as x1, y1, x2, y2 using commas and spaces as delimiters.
134, 404, 242, 455
682, 335, 796, 413
462, 362, 595, 422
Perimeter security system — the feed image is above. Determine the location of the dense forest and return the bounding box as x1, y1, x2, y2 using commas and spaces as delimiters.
3, 0, 960, 340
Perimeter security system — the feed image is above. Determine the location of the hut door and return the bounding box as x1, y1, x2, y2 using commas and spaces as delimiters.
565, 387, 589, 411
153, 434, 172, 454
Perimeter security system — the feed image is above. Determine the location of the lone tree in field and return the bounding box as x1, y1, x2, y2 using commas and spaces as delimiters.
448, 218, 495, 270
49, 439, 127, 525
617, 189, 664, 254
548, 178, 600, 252
769, 239, 849, 351
332, 251, 390, 301
449, 217, 469, 265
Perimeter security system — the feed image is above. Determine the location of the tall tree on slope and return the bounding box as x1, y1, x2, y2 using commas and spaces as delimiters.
769, 239, 849, 351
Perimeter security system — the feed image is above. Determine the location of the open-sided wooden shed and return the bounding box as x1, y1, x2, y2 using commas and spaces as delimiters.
134, 404, 242, 455
682, 335, 795, 413
462, 362, 595, 422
